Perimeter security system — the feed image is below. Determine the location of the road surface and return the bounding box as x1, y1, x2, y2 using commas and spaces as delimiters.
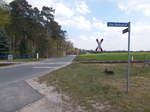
0, 56, 75, 112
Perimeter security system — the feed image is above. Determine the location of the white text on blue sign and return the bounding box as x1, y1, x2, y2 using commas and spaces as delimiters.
107, 22, 129, 27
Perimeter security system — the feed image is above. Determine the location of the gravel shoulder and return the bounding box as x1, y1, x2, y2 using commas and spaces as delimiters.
17, 78, 85, 112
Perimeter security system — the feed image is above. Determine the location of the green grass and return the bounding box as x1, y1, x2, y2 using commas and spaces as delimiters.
39, 63, 150, 112
75, 52, 150, 61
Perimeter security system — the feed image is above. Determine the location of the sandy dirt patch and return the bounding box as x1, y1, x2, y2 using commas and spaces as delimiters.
17, 78, 85, 112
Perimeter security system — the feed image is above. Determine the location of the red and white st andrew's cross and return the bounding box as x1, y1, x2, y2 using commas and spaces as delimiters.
96, 38, 104, 52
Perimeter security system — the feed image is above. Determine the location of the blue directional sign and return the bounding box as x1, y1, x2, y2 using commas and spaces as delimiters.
107, 22, 129, 27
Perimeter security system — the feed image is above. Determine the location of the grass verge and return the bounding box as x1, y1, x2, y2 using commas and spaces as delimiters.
13, 58, 40, 62
39, 63, 150, 112
0, 58, 43, 62
0, 63, 15, 67
75, 52, 150, 61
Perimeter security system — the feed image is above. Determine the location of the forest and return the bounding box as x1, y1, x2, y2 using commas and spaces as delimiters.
0, 0, 85, 59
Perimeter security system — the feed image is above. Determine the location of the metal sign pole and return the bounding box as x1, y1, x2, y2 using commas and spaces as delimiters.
107, 21, 131, 93
127, 22, 131, 93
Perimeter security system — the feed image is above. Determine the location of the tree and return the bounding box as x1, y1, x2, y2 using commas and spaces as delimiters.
0, 1, 11, 56
4, 0, 69, 57
0, 8, 10, 26
0, 0, 11, 26
8, 0, 33, 56
41, 6, 54, 24
0, 28, 9, 54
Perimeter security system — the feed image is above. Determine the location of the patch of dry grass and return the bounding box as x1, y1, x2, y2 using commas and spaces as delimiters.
39, 63, 150, 112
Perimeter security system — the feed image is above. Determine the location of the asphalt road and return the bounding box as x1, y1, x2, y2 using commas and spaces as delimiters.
0, 55, 75, 112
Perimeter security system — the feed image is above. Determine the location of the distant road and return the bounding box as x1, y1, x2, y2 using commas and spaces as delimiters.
0, 55, 75, 85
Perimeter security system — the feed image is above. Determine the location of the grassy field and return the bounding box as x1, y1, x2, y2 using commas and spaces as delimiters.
75, 52, 150, 61
39, 63, 150, 112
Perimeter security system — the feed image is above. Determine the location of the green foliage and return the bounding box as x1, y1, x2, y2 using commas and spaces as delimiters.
2, 0, 73, 57
0, 0, 11, 25
0, 0, 77, 58
0, 28, 9, 54
0, 8, 10, 25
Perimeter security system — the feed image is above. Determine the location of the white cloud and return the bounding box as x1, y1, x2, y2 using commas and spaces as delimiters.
115, 0, 150, 16
80, 35, 96, 41
131, 24, 150, 50
25, 0, 56, 10
72, 35, 97, 50
55, 18, 72, 26
55, 3, 74, 18
92, 18, 107, 31
73, 16, 92, 30
56, 16, 92, 31
75, 0, 91, 14
80, 35, 89, 40
144, 9, 150, 16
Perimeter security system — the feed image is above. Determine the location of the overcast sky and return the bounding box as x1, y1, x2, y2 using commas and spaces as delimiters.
5, 0, 150, 51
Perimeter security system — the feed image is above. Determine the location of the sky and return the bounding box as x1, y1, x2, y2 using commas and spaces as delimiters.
5, 0, 150, 51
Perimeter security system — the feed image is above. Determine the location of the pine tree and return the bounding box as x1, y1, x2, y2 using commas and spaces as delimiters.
0, 29, 9, 54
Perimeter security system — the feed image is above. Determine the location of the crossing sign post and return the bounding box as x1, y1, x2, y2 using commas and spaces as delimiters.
107, 22, 131, 93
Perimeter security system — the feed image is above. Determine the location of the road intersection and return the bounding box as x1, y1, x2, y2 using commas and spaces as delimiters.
0, 56, 75, 112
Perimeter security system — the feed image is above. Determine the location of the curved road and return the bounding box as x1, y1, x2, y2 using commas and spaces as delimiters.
0, 56, 75, 112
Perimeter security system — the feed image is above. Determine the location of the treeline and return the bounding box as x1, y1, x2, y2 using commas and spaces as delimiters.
0, 0, 83, 58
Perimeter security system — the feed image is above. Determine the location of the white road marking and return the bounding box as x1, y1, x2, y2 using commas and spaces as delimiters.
37, 62, 69, 64
32, 67, 57, 69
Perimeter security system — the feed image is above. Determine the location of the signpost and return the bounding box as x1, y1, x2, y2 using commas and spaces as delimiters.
36, 53, 39, 60
127, 22, 131, 93
8, 54, 13, 61
107, 22, 129, 27
122, 28, 129, 34
107, 22, 131, 93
